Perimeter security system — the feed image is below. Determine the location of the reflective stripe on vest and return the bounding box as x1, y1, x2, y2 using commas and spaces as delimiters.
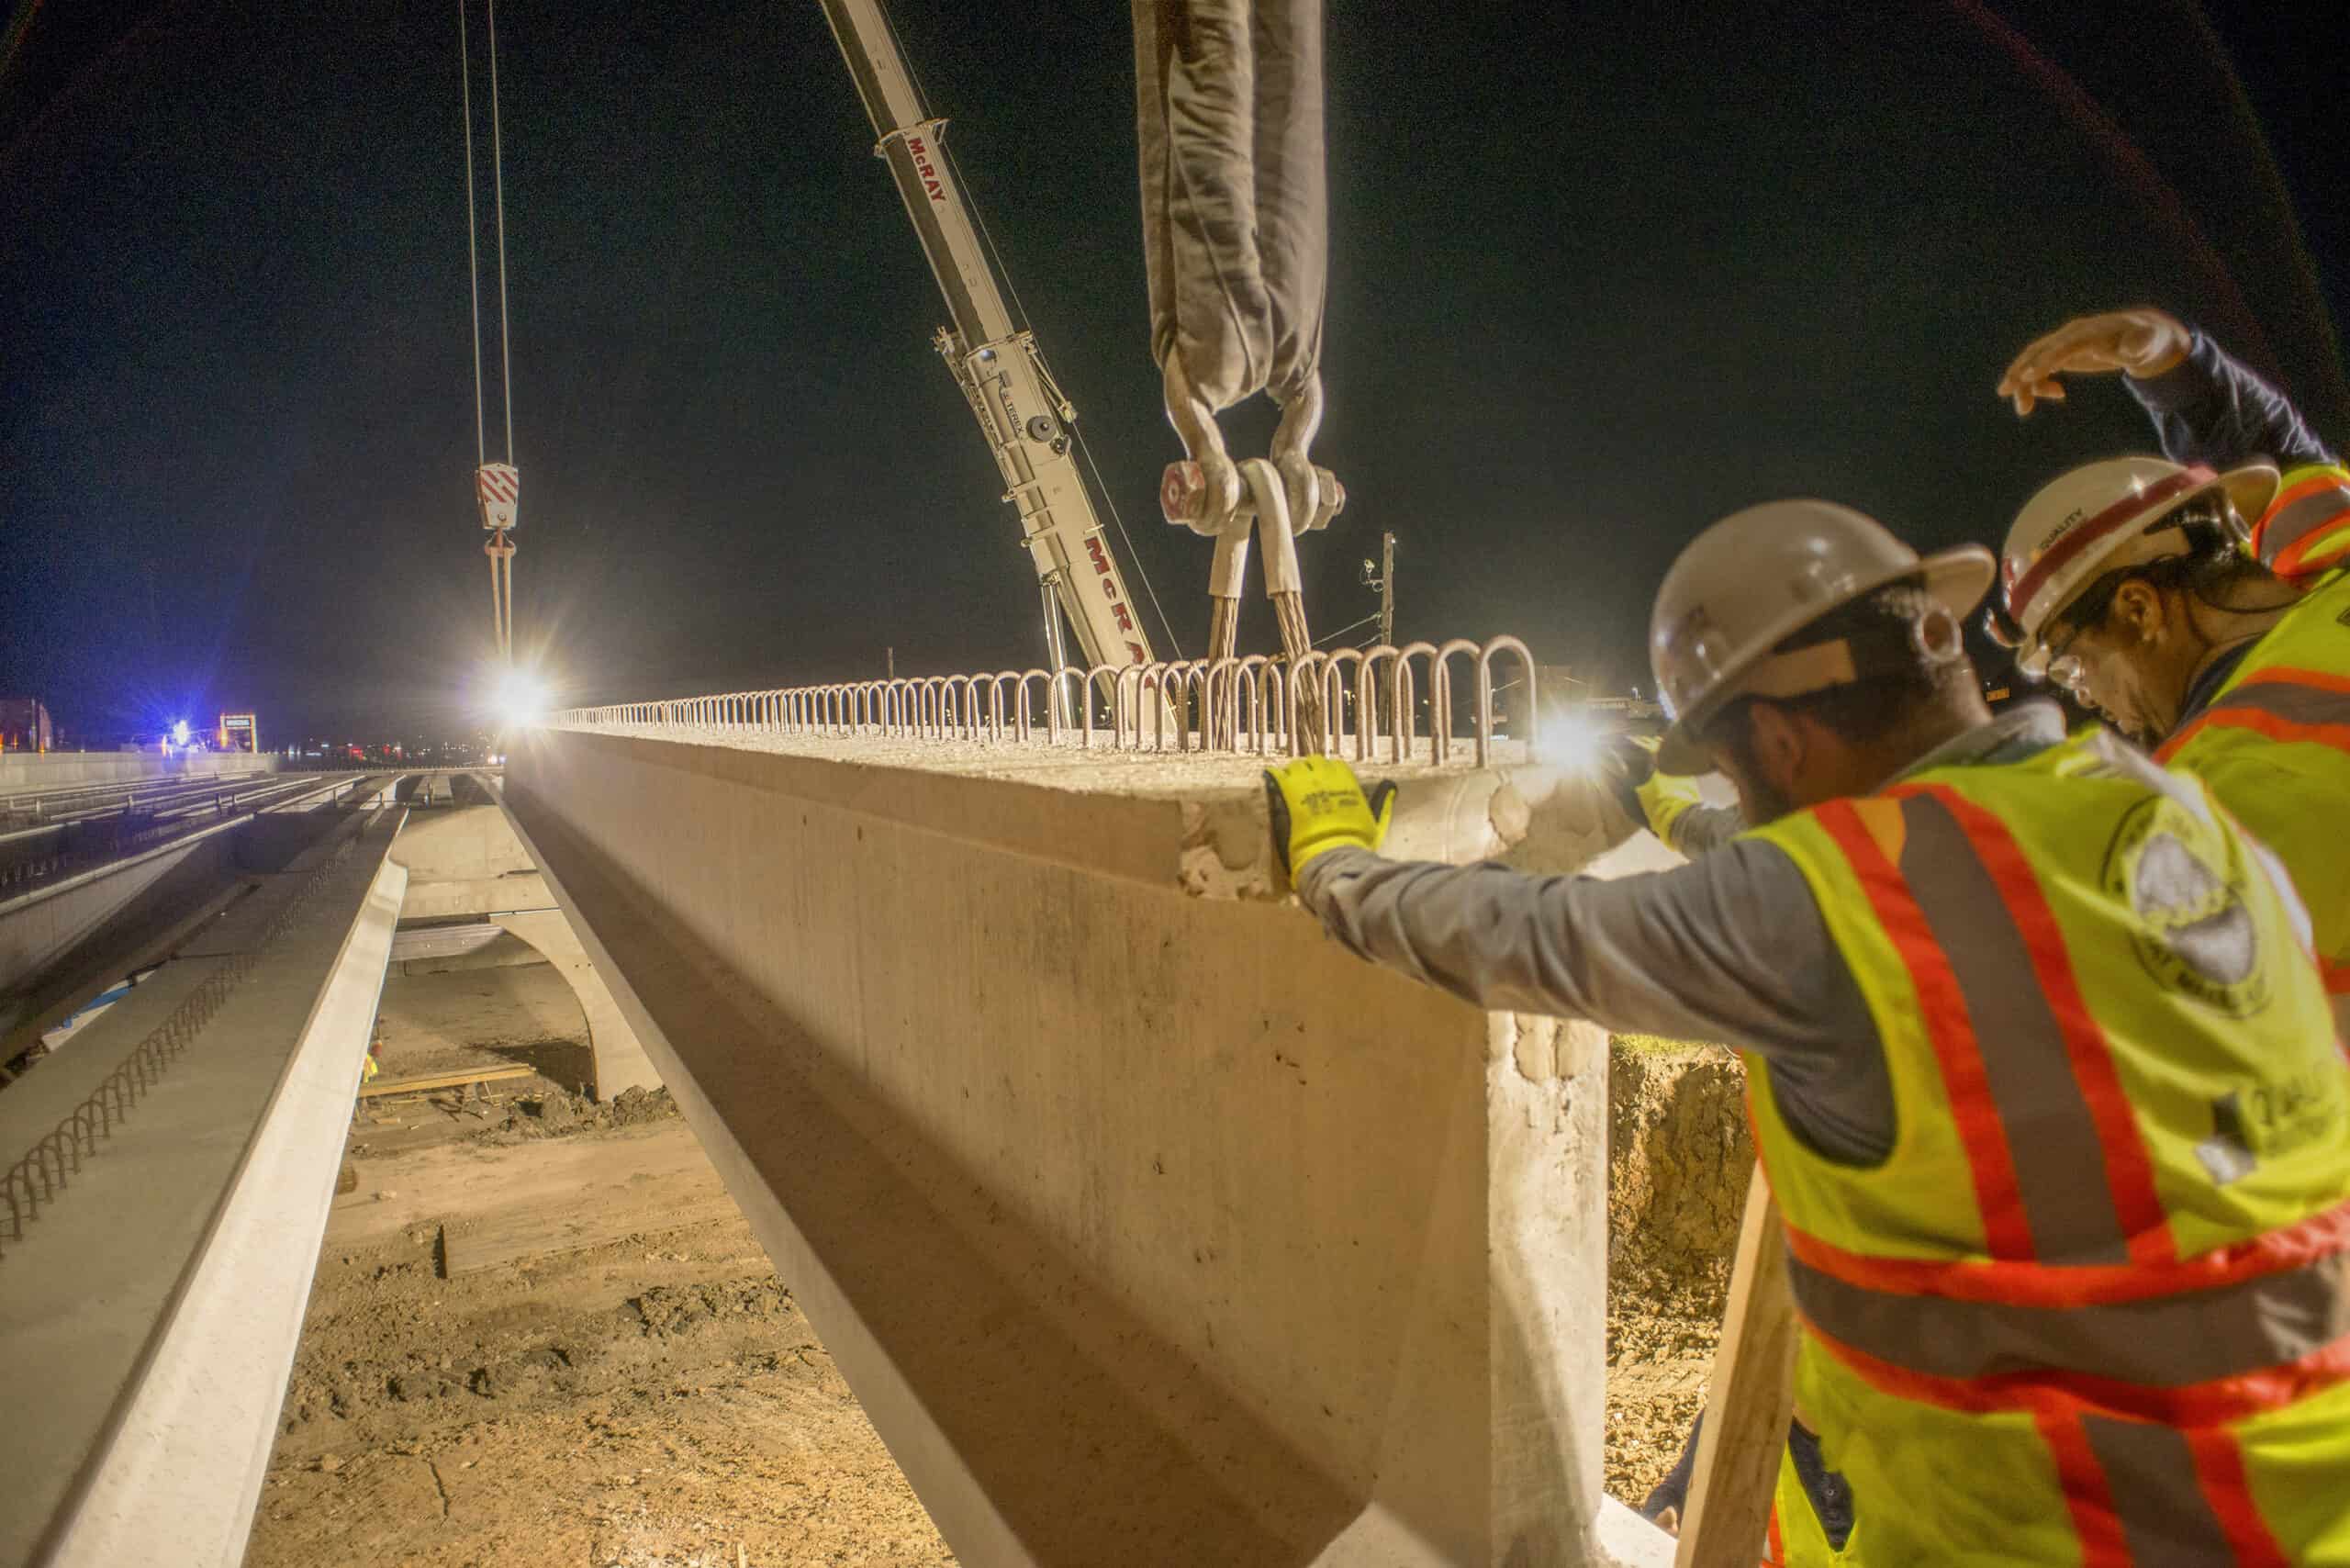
2160, 667, 2350, 761
2045, 1409, 2295, 1568
1812, 787, 2169, 1267
2154, 569, 2350, 992
2255, 464, 2350, 582
1746, 733, 2350, 1562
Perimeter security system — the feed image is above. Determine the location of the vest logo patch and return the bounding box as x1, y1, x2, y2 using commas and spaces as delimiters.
2104, 795, 2267, 1016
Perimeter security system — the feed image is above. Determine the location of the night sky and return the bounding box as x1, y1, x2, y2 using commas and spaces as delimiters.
3, 1, 2343, 744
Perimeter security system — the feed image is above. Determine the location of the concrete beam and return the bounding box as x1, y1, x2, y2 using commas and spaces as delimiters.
0, 811, 406, 1566
389, 802, 657, 1096
0, 820, 247, 1002
0, 754, 279, 794
504, 730, 1671, 1565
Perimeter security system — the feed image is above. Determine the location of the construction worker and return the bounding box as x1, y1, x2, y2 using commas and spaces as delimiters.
1997, 307, 2350, 581
1265, 499, 2350, 1564
1990, 308, 2350, 1025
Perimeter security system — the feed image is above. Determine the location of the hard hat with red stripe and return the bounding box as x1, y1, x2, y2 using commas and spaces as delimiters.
1995, 456, 2277, 678
1650, 500, 1996, 773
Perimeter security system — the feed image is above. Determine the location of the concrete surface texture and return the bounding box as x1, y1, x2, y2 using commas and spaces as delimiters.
389, 801, 659, 1096
0, 753, 278, 791
0, 808, 405, 1566
504, 728, 1675, 1566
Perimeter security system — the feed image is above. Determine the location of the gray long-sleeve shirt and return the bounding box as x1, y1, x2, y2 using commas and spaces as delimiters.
1295, 705, 2070, 1166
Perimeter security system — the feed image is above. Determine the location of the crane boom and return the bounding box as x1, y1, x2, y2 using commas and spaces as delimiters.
813, 0, 1158, 672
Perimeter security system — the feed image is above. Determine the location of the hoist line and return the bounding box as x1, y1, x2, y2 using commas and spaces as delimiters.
458, 0, 485, 468
487, 0, 515, 465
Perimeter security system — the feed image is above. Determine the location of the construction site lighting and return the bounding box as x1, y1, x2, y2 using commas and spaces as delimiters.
1536, 707, 1610, 774
490, 666, 552, 730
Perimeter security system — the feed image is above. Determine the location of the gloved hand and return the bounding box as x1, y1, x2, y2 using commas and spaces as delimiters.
1604, 734, 1704, 848
1997, 307, 2191, 416
1264, 756, 1396, 879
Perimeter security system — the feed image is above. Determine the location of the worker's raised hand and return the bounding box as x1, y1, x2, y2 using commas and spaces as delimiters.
1603, 734, 1705, 850
1263, 756, 1396, 880
1599, 734, 1658, 825
1998, 308, 2191, 416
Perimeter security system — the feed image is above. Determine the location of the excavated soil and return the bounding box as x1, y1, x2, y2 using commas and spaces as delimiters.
243, 958, 950, 1568
243, 1125, 953, 1568
1604, 1034, 1751, 1508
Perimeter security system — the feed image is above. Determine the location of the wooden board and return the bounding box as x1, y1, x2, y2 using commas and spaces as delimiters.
1676, 1161, 1800, 1568
359, 1062, 535, 1098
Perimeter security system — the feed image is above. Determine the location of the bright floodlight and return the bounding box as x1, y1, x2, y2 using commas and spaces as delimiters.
491, 666, 551, 728
171, 719, 191, 746
1536, 708, 1609, 774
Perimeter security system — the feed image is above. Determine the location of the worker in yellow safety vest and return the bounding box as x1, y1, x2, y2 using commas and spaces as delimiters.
1265, 499, 2350, 1564
1989, 308, 2350, 1028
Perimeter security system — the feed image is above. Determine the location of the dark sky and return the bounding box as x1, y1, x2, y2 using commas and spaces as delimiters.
3, 0, 2343, 743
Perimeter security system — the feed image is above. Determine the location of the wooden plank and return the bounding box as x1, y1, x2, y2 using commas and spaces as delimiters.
358, 1062, 535, 1098
1675, 1161, 1800, 1568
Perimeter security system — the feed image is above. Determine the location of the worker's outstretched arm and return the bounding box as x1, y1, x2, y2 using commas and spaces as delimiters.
1266, 757, 1893, 1161
1292, 842, 1892, 1163
2000, 310, 2350, 579
2124, 337, 2350, 579
1999, 308, 2335, 470
2122, 329, 2337, 474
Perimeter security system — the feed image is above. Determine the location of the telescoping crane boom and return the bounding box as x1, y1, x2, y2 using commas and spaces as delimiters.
813, 0, 1159, 676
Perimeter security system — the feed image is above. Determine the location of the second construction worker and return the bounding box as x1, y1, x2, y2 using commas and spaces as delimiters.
1266, 500, 2350, 1563
1994, 306, 2350, 1026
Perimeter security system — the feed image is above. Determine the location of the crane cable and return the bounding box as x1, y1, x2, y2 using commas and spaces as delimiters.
487, 0, 515, 465
459, 0, 518, 660
878, 3, 1185, 662
459, 0, 484, 468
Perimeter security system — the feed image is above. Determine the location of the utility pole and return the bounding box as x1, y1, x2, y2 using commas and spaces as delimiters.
1359, 531, 1396, 646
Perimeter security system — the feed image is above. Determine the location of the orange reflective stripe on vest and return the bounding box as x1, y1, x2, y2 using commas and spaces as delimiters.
1743, 727, 2350, 1563
2159, 667, 2350, 763
1814, 787, 2169, 1267
2042, 1409, 2293, 1568
2255, 465, 2350, 583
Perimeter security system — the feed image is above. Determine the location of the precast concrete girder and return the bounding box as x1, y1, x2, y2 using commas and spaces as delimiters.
501, 729, 1676, 1566
0, 809, 407, 1567
389, 800, 658, 1096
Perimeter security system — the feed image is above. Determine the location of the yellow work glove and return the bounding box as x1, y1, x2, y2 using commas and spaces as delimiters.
1604, 734, 1703, 849
1263, 756, 1397, 879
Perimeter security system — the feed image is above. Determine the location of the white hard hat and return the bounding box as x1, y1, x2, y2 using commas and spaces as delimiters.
1997, 456, 2277, 678
1650, 499, 1996, 773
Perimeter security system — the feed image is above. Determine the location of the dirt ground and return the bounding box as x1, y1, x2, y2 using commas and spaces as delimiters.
250, 958, 1737, 1561
376, 941, 599, 1095
1603, 1034, 1751, 1511
243, 958, 952, 1568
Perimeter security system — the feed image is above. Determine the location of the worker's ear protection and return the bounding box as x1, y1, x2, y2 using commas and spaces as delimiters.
1912, 603, 1966, 666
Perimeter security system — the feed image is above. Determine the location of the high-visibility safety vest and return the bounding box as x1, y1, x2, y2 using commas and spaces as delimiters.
2156, 565, 2350, 1007
1743, 728, 2350, 1565
2249, 462, 2350, 586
